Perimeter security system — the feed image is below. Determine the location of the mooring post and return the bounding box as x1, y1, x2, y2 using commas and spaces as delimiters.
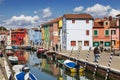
105, 52, 113, 80
75, 46, 81, 63
69, 47, 73, 59
93, 48, 101, 79
84, 47, 91, 69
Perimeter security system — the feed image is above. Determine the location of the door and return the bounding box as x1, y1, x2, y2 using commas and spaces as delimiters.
78, 41, 82, 50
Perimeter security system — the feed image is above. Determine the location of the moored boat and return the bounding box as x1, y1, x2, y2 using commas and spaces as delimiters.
63, 60, 85, 73
5, 45, 14, 56
13, 65, 37, 80
8, 56, 18, 64
37, 47, 47, 54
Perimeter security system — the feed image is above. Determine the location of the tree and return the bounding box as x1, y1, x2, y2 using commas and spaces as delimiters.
0, 26, 7, 31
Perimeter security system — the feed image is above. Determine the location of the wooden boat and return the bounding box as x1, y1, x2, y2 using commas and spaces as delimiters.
63, 60, 85, 73
8, 56, 18, 64
13, 65, 37, 80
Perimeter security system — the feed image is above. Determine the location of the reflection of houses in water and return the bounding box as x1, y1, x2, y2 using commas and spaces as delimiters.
29, 52, 40, 66
41, 59, 59, 76
14, 50, 28, 64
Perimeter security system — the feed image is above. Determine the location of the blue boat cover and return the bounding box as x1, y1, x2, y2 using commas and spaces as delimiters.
16, 71, 37, 80
66, 62, 76, 68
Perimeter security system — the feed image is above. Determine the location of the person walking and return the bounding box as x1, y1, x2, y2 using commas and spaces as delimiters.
93, 46, 100, 62
55, 44, 58, 51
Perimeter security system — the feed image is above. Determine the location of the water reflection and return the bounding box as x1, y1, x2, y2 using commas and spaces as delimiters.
12, 50, 103, 80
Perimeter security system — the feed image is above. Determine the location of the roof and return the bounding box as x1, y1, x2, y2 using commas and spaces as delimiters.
116, 14, 120, 17
41, 16, 62, 26
63, 13, 93, 19
93, 22, 103, 28
110, 20, 117, 28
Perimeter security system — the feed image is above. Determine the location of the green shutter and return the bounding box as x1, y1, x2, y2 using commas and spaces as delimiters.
93, 42, 99, 46
105, 42, 110, 46
105, 30, 109, 36
94, 30, 98, 36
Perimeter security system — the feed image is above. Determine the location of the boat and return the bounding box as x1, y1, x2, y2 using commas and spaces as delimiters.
8, 56, 18, 64
37, 47, 47, 54
5, 45, 14, 56
13, 65, 37, 80
63, 60, 85, 73
12, 46, 18, 49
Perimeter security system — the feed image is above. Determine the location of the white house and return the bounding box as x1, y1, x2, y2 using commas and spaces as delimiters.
62, 13, 94, 50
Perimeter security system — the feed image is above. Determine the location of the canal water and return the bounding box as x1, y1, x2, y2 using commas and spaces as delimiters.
16, 50, 104, 80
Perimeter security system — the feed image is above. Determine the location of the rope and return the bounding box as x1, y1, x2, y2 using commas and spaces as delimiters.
105, 52, 113, 80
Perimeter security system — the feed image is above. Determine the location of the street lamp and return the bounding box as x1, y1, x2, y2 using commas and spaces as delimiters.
116, 14, 120, 50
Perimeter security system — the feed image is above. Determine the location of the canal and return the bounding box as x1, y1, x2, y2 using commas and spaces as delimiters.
14, 50, 104, 80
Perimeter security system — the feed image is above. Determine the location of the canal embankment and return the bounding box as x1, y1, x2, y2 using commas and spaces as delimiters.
46, 50, 120, 80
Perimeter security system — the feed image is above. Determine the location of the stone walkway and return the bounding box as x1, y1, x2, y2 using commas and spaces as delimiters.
0, 58, 6, 80
56, 50, 120, 73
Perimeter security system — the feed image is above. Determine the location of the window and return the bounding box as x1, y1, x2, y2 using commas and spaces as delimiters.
111, 30, 116, 35
94, 30, 98, 36
111, 40, 116, 45
71, 41, 76, 46
93, 42, 99, 46
105, 22, 108, 25
86, 20, 89, 23
105, 30, 109, 36
86, 30, 89, 35
72, 20, 75, 23
104, 42, 110, 47
84, 41, 89, 46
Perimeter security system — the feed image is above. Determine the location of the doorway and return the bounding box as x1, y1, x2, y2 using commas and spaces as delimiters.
78, 41, 82, 50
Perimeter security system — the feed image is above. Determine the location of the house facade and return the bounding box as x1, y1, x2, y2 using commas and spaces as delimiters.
11, 28, 27, 45
41, 17, 62, 50
62, 14, 94, 50
28, 28, 42, 46
93, 17, 118, 50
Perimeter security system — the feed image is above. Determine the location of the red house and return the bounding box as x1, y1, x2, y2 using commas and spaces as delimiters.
11, 28, 27, 45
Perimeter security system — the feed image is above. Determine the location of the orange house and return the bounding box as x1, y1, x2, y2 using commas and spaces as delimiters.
93, 18, 111, 48
93, 17, 119, 50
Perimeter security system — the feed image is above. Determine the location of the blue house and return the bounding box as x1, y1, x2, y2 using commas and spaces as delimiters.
28, 28, 42, 45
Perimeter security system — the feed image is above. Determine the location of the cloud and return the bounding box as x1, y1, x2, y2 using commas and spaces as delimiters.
85, 3, 111, 17
109, 9, 120, 17
42, 7, 52, 18
34, 11, 38, 14
73, 6, 84, 12
6, 15, 40, 27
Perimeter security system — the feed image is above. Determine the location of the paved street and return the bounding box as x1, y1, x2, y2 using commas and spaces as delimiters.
56, 50, 120, 72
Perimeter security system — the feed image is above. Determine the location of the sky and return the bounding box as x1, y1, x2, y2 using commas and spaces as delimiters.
0, 0, 120, 29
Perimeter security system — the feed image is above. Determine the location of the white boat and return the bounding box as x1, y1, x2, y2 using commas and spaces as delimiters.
8, 56, 18, 64
13, 65, 37, 80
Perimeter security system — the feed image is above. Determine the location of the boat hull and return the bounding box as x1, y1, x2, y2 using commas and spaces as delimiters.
63, 60, 85, 73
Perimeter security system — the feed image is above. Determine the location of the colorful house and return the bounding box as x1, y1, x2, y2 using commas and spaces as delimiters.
93, 17, 118, 49
41, 17, 62, 50
28, 28, 42, 46
62, 13, 94, 50
11, 28, 27, 45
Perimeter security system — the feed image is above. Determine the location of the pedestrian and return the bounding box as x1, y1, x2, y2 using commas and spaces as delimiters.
100, 44, 103, 52
53, 46, 55, 51
55, 44, 58, 51
93, 46, 100, 62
